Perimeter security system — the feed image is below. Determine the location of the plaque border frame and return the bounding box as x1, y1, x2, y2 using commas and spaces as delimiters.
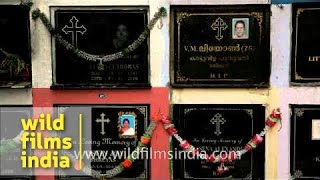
170, 5, 271, 88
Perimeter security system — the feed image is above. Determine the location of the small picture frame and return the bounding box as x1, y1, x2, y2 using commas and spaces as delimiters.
312, 119, 320, 140
232, 18, 249, 39
118, 114, 136, 138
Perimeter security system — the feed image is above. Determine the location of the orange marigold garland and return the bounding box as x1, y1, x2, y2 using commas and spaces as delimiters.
121, 159, 133, 168
140, 134, 151, 145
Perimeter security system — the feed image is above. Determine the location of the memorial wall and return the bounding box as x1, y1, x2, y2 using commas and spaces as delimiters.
0, 0, 319, 180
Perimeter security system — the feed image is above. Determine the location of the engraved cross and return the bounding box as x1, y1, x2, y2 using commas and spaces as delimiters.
210, 113, 226, 136
96, 113, 110, 135
211, 17, 228, 41
62, 16, 87, 47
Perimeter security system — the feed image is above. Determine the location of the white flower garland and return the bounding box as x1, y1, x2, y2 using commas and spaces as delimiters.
31, 7, 167, 63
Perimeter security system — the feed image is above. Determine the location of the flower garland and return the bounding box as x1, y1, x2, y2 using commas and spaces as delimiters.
49, 118, 159, 179
161, 108, 281, 175
20, 0, 33, 10
31, 7, 167, 67
0, 139, 20, 156
0, 131, 24, 156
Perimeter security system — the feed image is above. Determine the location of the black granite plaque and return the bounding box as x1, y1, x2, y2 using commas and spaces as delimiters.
291, 4, 320, 84
0, 106, 33, 178
0, 6, 31, 83
173, 104, 265, 179
56, 105, 149, 179
290, 105, 320, 179
170, 5, 270, 87
53, 7, 149, 88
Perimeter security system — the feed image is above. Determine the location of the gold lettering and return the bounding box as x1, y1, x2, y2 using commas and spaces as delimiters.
210, 73, 228, 79
184, 45, 197, 52
189, 56, 217, 62
209, 64, 225, 68
196, 44, 242, 53
210, 73, 216, 78
204, 44, 209, 52
222, 46, 227, 51
190, 46, 197, 52
308, 56, 320, 62
235, 44, 240, 51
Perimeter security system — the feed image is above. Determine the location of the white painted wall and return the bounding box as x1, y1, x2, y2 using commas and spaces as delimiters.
0, 89, 32, 105
0, 0, 21, 5
270, 4, 292, 180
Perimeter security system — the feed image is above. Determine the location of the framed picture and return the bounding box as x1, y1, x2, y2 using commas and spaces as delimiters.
232, 18, 249, 39
119, 114, 137, 138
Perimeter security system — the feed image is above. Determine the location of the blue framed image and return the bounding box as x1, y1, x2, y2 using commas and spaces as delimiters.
119, 114, 136, 136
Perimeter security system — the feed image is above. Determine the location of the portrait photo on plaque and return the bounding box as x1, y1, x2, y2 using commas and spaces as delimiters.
170, 5, 270, 87
232, 18, 249, 39
51, 7, 149, 88
119, 114, 136, 137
